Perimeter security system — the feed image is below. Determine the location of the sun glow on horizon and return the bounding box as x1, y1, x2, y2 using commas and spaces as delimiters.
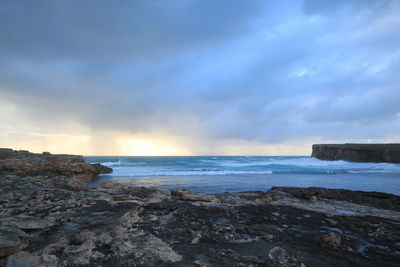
117, 137, 191, 156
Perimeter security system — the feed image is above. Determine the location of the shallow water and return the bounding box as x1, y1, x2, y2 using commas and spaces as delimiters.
86, 156, 400, 195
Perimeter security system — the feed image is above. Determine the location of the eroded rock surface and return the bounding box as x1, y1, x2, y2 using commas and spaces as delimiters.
1, 149, 400, 266
0, 148, 112, 186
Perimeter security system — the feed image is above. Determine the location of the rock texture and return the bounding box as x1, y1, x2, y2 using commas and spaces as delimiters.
1, 149, 400, 266
0, 148, 112, 188
312, 143, 400, 163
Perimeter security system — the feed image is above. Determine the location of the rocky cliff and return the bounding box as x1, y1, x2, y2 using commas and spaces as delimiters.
311, 144, 400, 163
0, 148, 112, 188
1, 149, 400, 266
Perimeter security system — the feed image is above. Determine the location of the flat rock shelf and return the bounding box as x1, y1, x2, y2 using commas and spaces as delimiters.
1, 149, 400, 266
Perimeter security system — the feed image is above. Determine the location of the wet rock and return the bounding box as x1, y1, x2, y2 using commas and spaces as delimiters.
6, 251, 41, 267
92, 163, 113, 175
269, 187, 400, 221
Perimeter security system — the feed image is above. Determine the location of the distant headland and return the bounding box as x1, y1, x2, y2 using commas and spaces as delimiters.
312, 143, 400, 163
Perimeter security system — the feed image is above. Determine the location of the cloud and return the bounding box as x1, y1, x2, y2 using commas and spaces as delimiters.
302, 0, 393, 15
0, 0, 265, 61
0, 0, 399, 155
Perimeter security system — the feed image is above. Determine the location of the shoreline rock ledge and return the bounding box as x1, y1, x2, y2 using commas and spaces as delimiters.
312, 143, 400, 163
1, 148, 400, 266
0, 148, 112, 188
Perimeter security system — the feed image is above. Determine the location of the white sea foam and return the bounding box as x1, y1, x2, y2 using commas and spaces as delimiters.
106, 168, 274, 177
86, 156, 400, 195
93, 156, 400, 177
101, 161, 147, 167
215, 158, 400, 171
213, 158, 348, 167
87, 159, 400, 195
346, 170, 391, 174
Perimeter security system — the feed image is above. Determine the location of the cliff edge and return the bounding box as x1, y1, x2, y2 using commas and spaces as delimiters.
0, 148, 112, 187
312, 143, 400, 163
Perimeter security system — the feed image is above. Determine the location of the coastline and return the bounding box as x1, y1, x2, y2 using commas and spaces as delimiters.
86, 155, 400, 195
90, 172, 400, 195
1, 149, 400, 266
312, 144, 400, 163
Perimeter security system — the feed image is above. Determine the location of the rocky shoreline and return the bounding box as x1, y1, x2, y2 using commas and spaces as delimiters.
1, 149, 400, 266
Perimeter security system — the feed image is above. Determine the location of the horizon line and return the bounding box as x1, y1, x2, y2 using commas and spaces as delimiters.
83, 154, 310, 157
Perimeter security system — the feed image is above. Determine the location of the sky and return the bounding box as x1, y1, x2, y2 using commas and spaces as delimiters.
1, 0, 399, 156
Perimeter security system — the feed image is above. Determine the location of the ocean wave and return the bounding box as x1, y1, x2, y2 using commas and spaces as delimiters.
104, 166, 400, 177
100, 161, 119, 167
101, 161, 147, 167
214, 158, 350, 168
346, 170, 391, 174
92, 156, 400, 177
105, 168, 363, 176
213, 158, 400, 171
105, 169, 274, 177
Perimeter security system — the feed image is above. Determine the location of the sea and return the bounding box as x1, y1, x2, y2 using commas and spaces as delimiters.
85, 156, 400, 195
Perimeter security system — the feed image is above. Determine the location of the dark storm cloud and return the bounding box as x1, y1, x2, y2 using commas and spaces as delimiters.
0, 0, 264, 61
1, 0, 400, 153
303, 0, 393, 14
